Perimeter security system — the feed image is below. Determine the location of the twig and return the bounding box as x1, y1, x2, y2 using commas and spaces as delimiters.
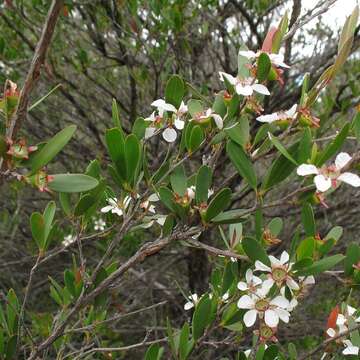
4, 0, 64, 142
298, 323, 360, 360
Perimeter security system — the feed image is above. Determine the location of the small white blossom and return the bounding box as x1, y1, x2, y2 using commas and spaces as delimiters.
238, 50, 290, 69
237, 286, 290, 328
237, 268, 263, 293
255, 251, 299, 291
101, 196, 131, 217
219, 72, 270, 97
94, 218, 106, 231
343, 340, 359, 356
193, 108, 223, 129
256, 104, 297, 123
144, 99, 188, 143
297, 152, 360, 192
62, 234, 76, 247
184, 293, 198, 310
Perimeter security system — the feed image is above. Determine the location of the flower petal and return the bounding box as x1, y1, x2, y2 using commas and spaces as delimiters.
314, 174, 332, 192
255, 260, 271, 272
326, 328, 336, 337
237, 295, 255, 309
264, 309, 279, 327
211, 114, 223, 129
338, 172, 360, 187
243, 309, 258, 327
237, 282, 248, 291
101, 205, 113, 213
145, 126, 156, 139
270, 296, 289, 309
280, 251, 290, 265
174, 118, 185, 130
238, 50, 256, 59
256, 113, 280, 123
286, 277, 300, 290
236, 84, 253, 96
219, 71, 236, 85
252, 84, 270, 96
184, 301, 194, 310
162, 127, 177, 142
275, 308, 290, 323
297, 164, 319, 176
335, 152, 352, 170
245, 268, 253, 283
286, 104, 298, 118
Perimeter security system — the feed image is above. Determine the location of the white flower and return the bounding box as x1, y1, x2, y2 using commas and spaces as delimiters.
255, 251, 299, 291
238, 50, 290, 69
343, 340, 359, 356
140, 193, 159, 214
297, 152, 360, 192
193, 108, 223, 129
151, 99, 177, 114
144, 100, 187, 143
101, 196, 131, 217
62, 234, 76, 247
222, 291, 230, 302
237, 268, 263, 293
187, 185, 214, 201
237, 289, 290, 328
256, 104, 297, 123
94, 218, 106, 231
219, 72, 270, 97
184, 293, 198, 310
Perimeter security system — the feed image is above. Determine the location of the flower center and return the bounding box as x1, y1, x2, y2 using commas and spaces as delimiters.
272, 267, 287, 283
259, 324, 274, 339
255, 299, 269, 312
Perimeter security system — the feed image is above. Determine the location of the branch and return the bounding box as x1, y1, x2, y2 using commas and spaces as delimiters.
298, 323, 360, 360
5, 0, 64, 142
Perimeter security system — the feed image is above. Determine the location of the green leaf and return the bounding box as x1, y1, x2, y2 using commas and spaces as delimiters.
267, 217, 283, 237
296, 237, 315, 261
295, 254, 345, 276
59, 193, 72, 216
261, 142, 298, 191
204, 188, 232, 222
170, 164, 187, 196
316, 123, 350, 166
64, 270, 76, 298
187, 99, 203, 117
112, 98, 122, 129
288, 343, 297, 360
125, 134, 141, 185
196, 165, 212, 204
272, 11, 289, 53
132, 117, 147, 139
145, 343, 164, 360
211, 208, 249, 224
301, 203, 316, 236
43, 201, 56, 243
352, 112, 360, 143
264, 345, 279, 360
105, 128, 126, 181
226, 140, 257, 190
189, 125, 204, 152
179, 323, 192, 360
74, 194, 94, 216
238, 47, 251, 79
6, 289, 19, 335
257, 53, 271, 82
158, 187, 175, 212
268, 133, 298, 165
165, 75, 184, 108
85, 159, 101, 179
344, 243, 360, 276
225, 118, 250, 149
5, 335, 17, 360
30, 212, 45, 250
325, 226, 343, 242
48, 174, 99, 193
29, 125, 76, 174
192, 295, 212, 341
297, 127, 312, 163
242, 237, 270, 266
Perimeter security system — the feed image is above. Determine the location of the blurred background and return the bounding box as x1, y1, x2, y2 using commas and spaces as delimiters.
0, 0, 359, 358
